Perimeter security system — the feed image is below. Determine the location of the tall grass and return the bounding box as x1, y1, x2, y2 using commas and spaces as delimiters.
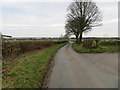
3, 43, 67, 88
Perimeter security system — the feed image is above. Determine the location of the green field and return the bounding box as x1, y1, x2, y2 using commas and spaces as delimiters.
3, 43, 66, 88
72, 40, 120, 53
3, 39, 66, 42
2, 39, 120, 88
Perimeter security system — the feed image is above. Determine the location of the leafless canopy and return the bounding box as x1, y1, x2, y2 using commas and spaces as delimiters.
65, 0, 102, 43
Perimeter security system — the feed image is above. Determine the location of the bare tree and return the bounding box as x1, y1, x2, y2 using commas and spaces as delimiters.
65, 0, 102, 44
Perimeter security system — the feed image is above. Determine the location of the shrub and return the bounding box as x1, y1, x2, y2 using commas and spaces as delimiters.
99, 40, 120, 46
2, 41, 67, 59
82, 40, 93, 48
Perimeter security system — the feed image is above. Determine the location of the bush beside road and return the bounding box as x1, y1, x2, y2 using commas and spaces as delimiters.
72, 40, 120, 53
3, 42, 67, 88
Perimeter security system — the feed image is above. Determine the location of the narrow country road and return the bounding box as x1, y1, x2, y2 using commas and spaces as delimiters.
48, 42, 118, 88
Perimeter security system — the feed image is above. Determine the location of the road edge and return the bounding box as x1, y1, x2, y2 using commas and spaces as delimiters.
42, 43, 68, 88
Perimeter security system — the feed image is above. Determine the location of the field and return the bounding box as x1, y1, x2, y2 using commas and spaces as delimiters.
2, 40, 67, 88
72, 40, 120, 53
3, 39, 66, 42
2, 39, 120, 88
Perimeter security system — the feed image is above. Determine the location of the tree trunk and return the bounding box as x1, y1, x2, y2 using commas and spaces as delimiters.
78, 32, 83, 44
95, 39, 100, 48
76, 35, 79, 43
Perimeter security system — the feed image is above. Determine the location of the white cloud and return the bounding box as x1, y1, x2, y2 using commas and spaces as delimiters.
0, 1, 118, 37
102, 18, 118, 24
0, 0, 119, 2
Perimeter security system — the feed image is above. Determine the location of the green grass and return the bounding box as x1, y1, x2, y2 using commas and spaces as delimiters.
4, 39, 67, 42
72, 43, 120, 53
3, 43, 67, 88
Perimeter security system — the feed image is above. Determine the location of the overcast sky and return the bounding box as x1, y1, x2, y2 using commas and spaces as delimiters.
0, 0, 119, 37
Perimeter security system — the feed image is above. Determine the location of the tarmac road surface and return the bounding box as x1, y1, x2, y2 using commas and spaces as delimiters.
48, 42, 118, 88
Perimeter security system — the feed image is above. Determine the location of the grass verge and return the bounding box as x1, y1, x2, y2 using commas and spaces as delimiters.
3, 43, 67, 88
72, 43, 120, 53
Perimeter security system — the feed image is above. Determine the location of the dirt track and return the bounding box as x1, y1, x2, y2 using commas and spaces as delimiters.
48, 42, 118, 88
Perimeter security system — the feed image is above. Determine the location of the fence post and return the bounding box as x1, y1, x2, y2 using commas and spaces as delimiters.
0, 32, 2, 89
